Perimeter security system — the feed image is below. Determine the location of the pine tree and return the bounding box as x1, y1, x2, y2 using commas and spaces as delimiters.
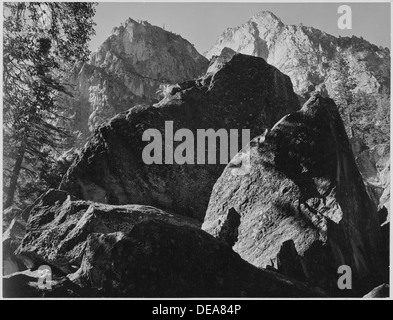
3, 2, 96, 208
331, 50, 357, 138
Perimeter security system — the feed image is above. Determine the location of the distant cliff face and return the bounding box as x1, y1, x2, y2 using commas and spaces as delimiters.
67, 18, 209, 137
205, 11, 390, 98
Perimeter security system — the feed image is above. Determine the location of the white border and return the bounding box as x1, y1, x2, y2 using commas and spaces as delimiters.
0, 0, 392, 301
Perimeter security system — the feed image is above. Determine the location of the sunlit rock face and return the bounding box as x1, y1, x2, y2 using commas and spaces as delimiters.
67, 18, 209, 137
205, 11, 390, 98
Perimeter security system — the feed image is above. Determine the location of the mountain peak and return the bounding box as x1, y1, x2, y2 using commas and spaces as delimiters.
252, 10, 282, 22
71, 17, 209, 135
205, 11, 390, 98
124, 17, 151, 27
110, 17, 153, 34
125, 17, 137, 25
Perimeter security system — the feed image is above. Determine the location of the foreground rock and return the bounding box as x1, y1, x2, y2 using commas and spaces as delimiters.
11, 190, 325, 297
60, 54, 300, 221
203, 93, 385, 296
16, 189, 199, 274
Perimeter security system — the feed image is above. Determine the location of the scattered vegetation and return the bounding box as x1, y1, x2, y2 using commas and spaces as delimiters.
330, 51, 390, 147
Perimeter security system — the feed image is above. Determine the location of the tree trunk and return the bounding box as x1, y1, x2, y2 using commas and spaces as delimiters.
348, 111, 355, 138
4, 145, 25, 209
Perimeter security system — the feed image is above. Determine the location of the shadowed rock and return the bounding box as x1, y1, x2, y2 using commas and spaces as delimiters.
277, 240, 307, 281
217, 207, 241, 247
353, 143, 390, 282
12, 190, 326, 298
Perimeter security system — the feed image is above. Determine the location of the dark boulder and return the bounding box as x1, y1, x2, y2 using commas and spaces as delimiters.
14, 189, 326, 297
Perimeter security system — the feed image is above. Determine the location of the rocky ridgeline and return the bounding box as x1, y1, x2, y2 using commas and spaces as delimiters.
65, 18, 209, 137
205, 11, 390, 98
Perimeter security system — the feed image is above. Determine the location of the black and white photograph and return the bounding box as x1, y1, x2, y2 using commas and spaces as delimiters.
1, 0, 391, 303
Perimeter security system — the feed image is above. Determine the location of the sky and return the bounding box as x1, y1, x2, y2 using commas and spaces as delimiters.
89, 1, 391, 54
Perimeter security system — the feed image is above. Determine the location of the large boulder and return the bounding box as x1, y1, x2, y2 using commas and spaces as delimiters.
15, 189, 199, 274
12, 189, 325, 297
202, 93, 385, 296
60, 54, 300, 221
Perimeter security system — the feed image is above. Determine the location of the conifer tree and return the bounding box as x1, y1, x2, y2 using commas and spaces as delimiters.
3, 2, 96, 208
